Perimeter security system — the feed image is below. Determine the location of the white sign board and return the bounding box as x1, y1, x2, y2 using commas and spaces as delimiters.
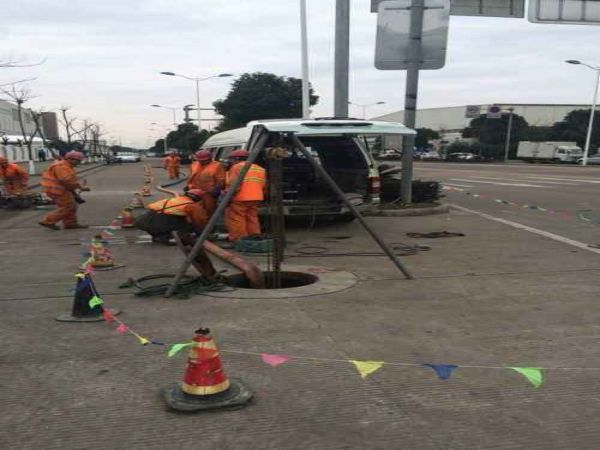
375, 0, 450, 70
529, 0, 600, 25
486, 105, 502, 119
371, 0, 525, 17
465, 105, 481, 118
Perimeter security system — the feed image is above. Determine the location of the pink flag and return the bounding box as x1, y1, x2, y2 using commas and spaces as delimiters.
261, 353, 291, 367
103, 310, 115, 323
116, 323, 129, 334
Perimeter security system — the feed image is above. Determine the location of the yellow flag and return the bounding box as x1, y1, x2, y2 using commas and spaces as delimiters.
138, 337, 151, 346
350, 360, 385, 379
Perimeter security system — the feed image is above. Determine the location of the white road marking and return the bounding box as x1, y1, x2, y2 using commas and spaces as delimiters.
469, 176, 578, 186
450, 179, 554, 188
443, 183, 474, 188
450, 204, 600, 256
526, 176, 600, 184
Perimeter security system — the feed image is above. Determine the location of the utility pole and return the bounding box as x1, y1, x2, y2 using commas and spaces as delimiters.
503, 107, 514, 162
300, 0, 311, 119
401, 0, 425, 204
334, 0, 350, 118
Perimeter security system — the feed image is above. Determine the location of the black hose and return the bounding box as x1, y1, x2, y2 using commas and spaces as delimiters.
119, 273, 229, 298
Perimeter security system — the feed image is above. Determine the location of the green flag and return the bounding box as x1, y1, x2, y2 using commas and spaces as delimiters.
510, 367, 543, 388
88, 296, 104, 309
168, 343, 194, 357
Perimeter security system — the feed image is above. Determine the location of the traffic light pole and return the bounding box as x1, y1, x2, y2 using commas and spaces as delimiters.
400, 0, 425, 204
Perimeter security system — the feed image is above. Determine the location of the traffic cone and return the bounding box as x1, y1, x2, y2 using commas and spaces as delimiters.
163, 328, 253, 412
141, 185, 152, 197
55, 272, 120, 322
108, 216, 122, 229
130, 193, 145, 209
88, 235, 115, 268
121, 207, 136, 228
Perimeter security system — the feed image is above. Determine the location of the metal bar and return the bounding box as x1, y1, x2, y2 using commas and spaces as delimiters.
504, 108, 514, 162
400, 0, 425, 204
582, 70, 600, 166
289, 134, 414, 280
300, 0, 311, 119
164, 129, 270, 297
334, 0, 350, 118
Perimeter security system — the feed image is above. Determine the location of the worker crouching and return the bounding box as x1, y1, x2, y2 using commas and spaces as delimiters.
225, 149, 267, 242
0, 156, 29, 195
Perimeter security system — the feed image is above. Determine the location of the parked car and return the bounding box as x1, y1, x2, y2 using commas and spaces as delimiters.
577, 154, 600, 165
446, 152, 481, 162
201, 118, 416, 221
116, 152, 141, 163
419, 151, 441, 161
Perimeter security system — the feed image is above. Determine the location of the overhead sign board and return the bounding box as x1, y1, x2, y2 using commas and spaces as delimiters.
375, 0, 450, 70
528, 0, 600, 25
371, 0, 525, 17
465, 105, 481, 118
486, 104, 502, 119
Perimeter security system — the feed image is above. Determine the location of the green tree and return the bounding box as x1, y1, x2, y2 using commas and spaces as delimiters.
527, 126, 554, 142
213, 72, 319, 131
552, 109, 600, 150
462, 113, 529, 145
149, 123, 212, 156
415, 128, 440, 149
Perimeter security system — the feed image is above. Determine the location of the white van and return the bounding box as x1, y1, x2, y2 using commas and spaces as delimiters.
202, 118, 415, 220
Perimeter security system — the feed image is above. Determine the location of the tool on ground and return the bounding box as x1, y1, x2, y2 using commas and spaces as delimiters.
130, 192, 145, 209
55, 272, 121, 322
163, 327, 253, 412
121, 208, 136, 228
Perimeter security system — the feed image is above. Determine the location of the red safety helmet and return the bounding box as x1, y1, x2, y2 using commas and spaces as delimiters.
230, 149, 249, 159
186, 188, 206, 201
65, 151, 85, 161
195, 150, 212, 161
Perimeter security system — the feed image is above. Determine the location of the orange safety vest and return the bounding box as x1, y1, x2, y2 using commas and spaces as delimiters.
188, 160, 225, 191
164, 155, 181, 168
148, 196, 196, 216
226, 162, 266, 202
0, 163, 28, 185
41, 160, 78, 195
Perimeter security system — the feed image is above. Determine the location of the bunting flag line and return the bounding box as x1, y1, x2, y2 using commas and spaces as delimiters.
116, 323, 129, 334
510, 367, 543, 388
261, 353, 292, 367
88, 296, 104, 309
168, 343, 194, 357
351, 360, 385, 379
423, 364, 459, 380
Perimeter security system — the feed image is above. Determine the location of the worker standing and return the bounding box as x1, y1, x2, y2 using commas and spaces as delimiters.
187, 150, 225, 217
0, 156, 29, 195
225, 149, 267, 242
39, 151, 90, 230
135, 189, 215, 277
163, 151, 181, 179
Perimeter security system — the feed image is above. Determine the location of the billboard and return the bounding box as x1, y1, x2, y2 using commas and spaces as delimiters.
528, 0, 600, 25
375, 0, 450, 70
372, 0, 525, 17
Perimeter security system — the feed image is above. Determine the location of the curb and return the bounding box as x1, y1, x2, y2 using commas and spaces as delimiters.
364, 203, 449, 217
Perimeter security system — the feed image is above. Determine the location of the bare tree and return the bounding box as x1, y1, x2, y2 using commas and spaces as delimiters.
0, 85, 39, 160
59, 106, 77, 145
89, 123, 104, 157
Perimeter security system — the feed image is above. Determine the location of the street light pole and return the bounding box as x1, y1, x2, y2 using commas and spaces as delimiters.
300, 0, 311, 119
504, 107, 514, 162
195, 78, 202, 129
334, 0, 350, 118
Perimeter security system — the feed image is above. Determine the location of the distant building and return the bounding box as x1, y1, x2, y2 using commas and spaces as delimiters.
372, 103, 589, 148
0, 99, 36, 136
41, 112, 59, 140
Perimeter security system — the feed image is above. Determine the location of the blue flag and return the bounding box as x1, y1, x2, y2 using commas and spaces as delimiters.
423, 363, 459, 380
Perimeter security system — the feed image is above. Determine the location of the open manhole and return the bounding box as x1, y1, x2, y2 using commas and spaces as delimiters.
225, 271, 319, 289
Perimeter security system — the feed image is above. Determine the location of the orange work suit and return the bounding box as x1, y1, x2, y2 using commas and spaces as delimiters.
163, 155, 181, 179
225, 162, 267, 241
0, 162, 29, 195
187, 160, 225, 217
40, 160, 83, 227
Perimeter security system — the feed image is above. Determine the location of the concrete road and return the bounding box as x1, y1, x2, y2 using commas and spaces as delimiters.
2, 161, 600, 449
415, 162, 600, 247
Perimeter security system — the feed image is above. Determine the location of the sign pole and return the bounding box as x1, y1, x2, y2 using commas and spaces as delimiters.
334, 0, 350, 118
503, 107, 514, 162
401, 0, 425, 204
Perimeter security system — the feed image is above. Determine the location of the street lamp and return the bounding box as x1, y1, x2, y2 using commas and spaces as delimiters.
150, 122, 169, 154
566, 59, 600, 166
348, 101, 386, 119
159, 72, 233, 129
151, 104, 179, 127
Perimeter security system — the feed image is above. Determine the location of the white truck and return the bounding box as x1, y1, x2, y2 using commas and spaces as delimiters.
517, 141, 583, 163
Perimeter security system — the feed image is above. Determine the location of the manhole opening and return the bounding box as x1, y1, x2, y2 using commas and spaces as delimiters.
225, 271, 319, 290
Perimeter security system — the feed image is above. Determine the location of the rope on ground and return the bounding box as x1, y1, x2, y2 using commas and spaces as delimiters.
119, 273, 230, 299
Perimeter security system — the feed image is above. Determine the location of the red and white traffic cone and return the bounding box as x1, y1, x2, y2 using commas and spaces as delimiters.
130, 193, 145, 209
121, 208, 136, 228
163, 327, 253, 412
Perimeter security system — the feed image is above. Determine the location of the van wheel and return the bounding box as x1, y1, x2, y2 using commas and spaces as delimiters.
334, 213, 356, 223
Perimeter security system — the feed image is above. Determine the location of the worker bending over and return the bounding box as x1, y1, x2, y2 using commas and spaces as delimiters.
187, 150, 225, 217
225, 149, 267, 242
39, 151, 90, 230
163, 151, 181, 179
135, 189, 215, 277
0, 156, 29, 195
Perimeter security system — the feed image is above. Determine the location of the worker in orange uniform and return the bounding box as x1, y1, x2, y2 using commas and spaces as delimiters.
135, 188, 215, 277
39, 151, 90, 230
163, 151, 181, 179
225, 149, 267, 242
187, 150, 225, 217
0, 156, 29, 195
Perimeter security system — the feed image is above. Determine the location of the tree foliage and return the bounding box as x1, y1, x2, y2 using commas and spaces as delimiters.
415, 128, 441, 149
462, 113, 529, 145
148, 123, 212, 155
552, 109, 600, 150
213, 72, 319, 131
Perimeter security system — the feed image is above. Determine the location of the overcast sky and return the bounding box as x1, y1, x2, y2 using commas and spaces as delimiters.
3, 0, 600, 147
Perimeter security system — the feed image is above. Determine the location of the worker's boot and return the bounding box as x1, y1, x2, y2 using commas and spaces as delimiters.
39, 222, 60, 231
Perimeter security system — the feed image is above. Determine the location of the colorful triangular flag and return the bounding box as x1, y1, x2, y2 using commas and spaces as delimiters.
261, 353, 291, 367
168, 343, 194, 357
138, 337, 151, 346
510, 367, 543, 388
116, 323, 129, 334
102, 310, 115, 323
350, 360, 384, 379
423, 363, 459, 380
88, 296, 104, 309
